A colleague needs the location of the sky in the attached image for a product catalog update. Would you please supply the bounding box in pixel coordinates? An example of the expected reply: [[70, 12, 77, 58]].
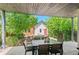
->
[[36, 16, 49, 23]]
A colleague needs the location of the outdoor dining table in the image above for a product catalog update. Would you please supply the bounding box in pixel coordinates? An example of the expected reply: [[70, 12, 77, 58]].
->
[[31, 40, 63, 55]]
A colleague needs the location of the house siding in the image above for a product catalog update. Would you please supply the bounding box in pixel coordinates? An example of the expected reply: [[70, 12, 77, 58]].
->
[[34, 23, 48, 36], [24, 22, 48, 37]]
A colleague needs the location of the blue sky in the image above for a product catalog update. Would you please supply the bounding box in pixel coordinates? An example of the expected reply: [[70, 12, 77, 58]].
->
[[36, 16, 49, 23]]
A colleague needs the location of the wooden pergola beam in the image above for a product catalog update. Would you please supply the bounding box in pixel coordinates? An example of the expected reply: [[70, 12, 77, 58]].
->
[[77, 17, 79, 48], [71, 17, 74, 41], [1, 10, 6, 48]]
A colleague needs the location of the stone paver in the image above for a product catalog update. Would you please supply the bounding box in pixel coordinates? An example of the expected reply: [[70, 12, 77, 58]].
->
[[63, 41, 78, 55], [6, 41, 79, 55], [0, 47, 12, 55]]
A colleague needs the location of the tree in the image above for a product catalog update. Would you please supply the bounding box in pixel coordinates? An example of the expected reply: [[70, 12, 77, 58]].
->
[[5, 12, 37, 46], [46, 16, 72, 41], [6, 12, 37, 38]]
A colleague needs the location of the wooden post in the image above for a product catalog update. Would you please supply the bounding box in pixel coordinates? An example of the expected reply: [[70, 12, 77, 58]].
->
[[77, 17, 79, 48], [1, 10, 6, 48], [71, 17, 74, 41]]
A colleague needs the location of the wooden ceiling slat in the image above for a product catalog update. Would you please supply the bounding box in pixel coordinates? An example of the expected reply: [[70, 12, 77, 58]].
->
[[0, 3, 79, 17]]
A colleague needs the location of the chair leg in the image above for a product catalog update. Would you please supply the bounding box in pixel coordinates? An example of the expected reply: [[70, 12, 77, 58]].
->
[[25, 50, 27, 55], [60, 50, 63, 55], [60, 52, 63, 55], [55, 53, 57, 55], [34, 50, 37, 55], [50, 52, 52, 55]]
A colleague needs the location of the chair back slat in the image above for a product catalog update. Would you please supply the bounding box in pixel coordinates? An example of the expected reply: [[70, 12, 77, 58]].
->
[[23, 43, 26, 49], [50, 44, 62, 49], [38, 44, 49, 55], [49, 44, 63, 55]]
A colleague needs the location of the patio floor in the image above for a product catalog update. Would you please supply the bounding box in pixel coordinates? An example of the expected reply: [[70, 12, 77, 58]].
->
[[6, 41, 78, 55]]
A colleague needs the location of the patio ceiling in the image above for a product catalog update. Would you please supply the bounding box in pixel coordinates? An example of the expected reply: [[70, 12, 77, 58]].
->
[[0, 3, 79, 17]]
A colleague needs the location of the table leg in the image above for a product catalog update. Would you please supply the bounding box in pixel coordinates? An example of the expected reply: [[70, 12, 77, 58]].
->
[[32, 46, 35, 55]]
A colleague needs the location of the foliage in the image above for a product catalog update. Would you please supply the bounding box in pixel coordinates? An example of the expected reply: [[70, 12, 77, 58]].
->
[[5, 12, 37, 46], [46, 16, 76, 41], [6, 36, 18, 46], [74, 17, 78, 31], [0, 12, 38, 46], [6, 12, 37, 36]]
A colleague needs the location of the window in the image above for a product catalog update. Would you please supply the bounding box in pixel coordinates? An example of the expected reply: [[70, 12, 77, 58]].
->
[[40, 29, 42, 33]]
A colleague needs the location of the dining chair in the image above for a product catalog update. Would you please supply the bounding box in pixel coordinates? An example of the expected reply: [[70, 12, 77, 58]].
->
[[77, 48, 79, 55], [38, 44, 49, 55], [23, 42, 32, 55], [49, 44, 63, 55]]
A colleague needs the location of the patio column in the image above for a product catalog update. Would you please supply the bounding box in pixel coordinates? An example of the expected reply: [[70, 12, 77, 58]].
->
[[1, 10, 6, 48], [77, 17, 79, 48], [71, 17, 74, 41]]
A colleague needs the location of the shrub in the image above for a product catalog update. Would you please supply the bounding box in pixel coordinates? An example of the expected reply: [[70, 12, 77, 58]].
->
[[6, 36, 18, 46]]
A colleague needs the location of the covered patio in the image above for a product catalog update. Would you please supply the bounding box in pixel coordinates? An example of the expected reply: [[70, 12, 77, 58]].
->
[[4, 41, 77, 55], [0, 3, 79, 55]]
